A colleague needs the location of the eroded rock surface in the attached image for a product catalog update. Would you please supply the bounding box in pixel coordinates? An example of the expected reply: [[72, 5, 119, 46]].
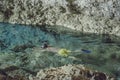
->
[[31, 64, 115, 80], [0, 0, 120, 36]]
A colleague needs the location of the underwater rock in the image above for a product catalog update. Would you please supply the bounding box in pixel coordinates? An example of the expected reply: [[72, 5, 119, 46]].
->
[[0, 74, 27, 80], [31, 64, 115, 80], [0, 66, 32, 80], [0, 40, 7, 50], [0, 69, 13, 80], [11, 44, 35, 52]]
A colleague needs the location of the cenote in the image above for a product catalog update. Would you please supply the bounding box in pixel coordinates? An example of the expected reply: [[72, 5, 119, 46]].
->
[[0, 22, 120, 79]]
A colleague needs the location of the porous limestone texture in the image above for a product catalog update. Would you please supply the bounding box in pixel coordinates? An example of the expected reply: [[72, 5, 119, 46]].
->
[[30, 64, 115, 80], [0, 0, 120, 36]]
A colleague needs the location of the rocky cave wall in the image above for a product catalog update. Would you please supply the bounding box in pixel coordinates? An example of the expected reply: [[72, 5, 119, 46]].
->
[[0, 0, 120, 36]]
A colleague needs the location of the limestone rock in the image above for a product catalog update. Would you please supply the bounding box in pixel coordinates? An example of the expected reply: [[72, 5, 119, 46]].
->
[[0, 0, 120, 37], [31, 64, 115, 80]]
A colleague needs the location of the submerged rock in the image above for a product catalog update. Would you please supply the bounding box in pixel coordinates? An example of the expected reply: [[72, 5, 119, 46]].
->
[[11, 44, 35, 52], [31, 64, 115, 80]]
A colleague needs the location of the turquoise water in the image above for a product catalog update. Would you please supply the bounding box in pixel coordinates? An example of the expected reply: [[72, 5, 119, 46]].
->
[[0, 23, 120, 79]]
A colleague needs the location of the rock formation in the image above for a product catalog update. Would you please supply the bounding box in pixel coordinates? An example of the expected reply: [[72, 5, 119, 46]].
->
[[0, 0, 120, 36], [30, 64, 115, 80], [0, 1, 119, 79]]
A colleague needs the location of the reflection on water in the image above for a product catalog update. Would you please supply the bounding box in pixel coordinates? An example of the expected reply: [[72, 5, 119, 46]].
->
[[0, 23, 120, 79]]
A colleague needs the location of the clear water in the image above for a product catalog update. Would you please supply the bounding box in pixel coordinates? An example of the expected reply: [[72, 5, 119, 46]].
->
[[0, 23, 120, 79]]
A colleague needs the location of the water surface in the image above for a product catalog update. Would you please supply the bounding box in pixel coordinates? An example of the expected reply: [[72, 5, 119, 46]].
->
[[0, 23, 120, 79]]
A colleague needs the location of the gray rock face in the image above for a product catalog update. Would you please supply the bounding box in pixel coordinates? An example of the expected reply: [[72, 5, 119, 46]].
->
[[31, 64, 115, 80], [0, 0, 120, 36]]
